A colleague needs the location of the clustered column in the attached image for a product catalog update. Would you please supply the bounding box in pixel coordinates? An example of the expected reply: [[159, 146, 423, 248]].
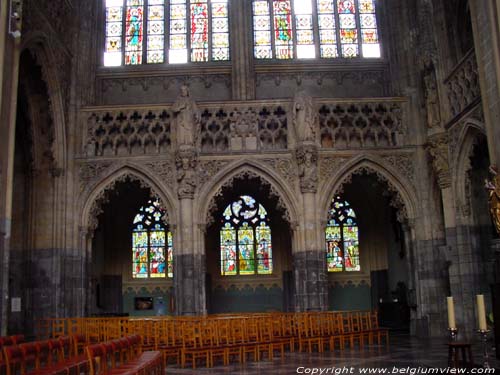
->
[[292, 91, 327, 312], [172, 85, 206, 315]]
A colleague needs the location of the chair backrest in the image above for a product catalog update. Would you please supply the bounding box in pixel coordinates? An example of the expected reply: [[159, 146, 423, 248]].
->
[[11, 336, 24, 345], [59, 336, 72, 358], [3, 345, 24, 375], [36, 340, 52, 368], [48, 338, 65, 363], [86, 344, 107, 375], [19, 342, 37, 370]]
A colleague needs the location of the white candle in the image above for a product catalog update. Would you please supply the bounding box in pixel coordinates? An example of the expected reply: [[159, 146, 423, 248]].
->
[[447, 297, 456, 329], [477, 294, 487, 331]]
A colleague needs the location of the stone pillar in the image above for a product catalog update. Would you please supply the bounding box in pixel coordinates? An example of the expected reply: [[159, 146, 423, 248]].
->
[[173, 149, 206, 315], [230, 0, 255, 100], [293, 144, 327, 312], [0, 0, 22, 335], [469, 1, 500, 170], [427, 133, 480, 336]]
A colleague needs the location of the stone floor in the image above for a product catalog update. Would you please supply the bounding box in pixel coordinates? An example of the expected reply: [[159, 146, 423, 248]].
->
[[166, 334, 500, 374]]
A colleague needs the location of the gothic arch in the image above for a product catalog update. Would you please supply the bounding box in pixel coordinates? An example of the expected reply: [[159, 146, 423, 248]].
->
[[197, 160, 300, 227], [453, 120, 487, 218], [81, 165, 177, 237], [319, 155, 418, 223], [21, 33, 67, 170]]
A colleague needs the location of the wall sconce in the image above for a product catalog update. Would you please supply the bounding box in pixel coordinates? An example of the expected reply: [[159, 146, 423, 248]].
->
[[9, 0, 22, 39]]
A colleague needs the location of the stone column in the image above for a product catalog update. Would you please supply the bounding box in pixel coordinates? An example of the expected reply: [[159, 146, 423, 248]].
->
[[469, 1, 500, 170], [173, 149, 206, 315], [427, 133, 480, 336], [293, 144, 327, 311], [230, 0, 255, 100], [0, 0, 22, 335]]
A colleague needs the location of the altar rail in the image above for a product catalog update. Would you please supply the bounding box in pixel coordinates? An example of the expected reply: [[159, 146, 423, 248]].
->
[[81, 98, 407, 157]]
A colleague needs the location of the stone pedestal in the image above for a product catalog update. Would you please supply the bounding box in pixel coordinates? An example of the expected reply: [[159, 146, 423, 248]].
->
[[293, 250, 328, 312]]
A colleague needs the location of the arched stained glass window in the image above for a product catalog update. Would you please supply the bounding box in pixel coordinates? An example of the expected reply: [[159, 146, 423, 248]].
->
[[104, 0, 230, 66], [326, 196, 360, 272], [132, 199, 173, 278], [252, 0, 380, 60], [220, 195, 273, 275]]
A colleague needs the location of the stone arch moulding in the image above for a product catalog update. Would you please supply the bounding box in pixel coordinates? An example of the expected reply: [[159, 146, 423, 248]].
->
[[80, 164, 178, 238], [453, 120, 487, 219], [319, 155, 418, 223], [197, 160, 300, 228], [21, 32, 67, 170]]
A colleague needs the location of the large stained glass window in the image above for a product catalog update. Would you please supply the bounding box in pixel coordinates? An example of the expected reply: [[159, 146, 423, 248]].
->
[[252, 0, 380, 59], [132, 199, 173, 278], [326, 196, 360, 272], [103, 0, 230, 66], [220, 195, 273, 276]]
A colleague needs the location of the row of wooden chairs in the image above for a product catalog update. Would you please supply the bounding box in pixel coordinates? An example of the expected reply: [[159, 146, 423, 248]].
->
[[2, 335, 88, 375], [295, 311, 389, 353], [34, 311, 389, 369], [86, 335, 163, 375]]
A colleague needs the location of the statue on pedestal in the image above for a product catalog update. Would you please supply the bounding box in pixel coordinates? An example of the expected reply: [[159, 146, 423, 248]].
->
[[172, 85, 200, 148], [422, 55, 442, 129], [293, 91, 317, 143]]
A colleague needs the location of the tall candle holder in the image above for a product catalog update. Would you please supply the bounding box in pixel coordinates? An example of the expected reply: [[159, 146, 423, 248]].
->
[[477, 329, 491, 369], [447, 327, 458, 342]]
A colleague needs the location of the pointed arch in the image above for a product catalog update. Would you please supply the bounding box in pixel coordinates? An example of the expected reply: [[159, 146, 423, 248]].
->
[[21, 33, 68, 170], [197, 159, 300, 227], [80, 164, 178, 236], [319, 154, 418, 222]]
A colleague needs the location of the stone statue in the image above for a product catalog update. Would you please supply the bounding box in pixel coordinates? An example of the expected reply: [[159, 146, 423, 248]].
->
[[485, 165, 500, 236], [296, 145, 318, 193], [172, 85, 200, 148], [175, 150, 197, 199], [293, 91, 317, 143], [422, 56, 441, 128]]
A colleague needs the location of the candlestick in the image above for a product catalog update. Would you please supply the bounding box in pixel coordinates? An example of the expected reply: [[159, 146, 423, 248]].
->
[[477, 329, 491, 369], [447, 327, 458, 342], [477, 294, 487, 331], [447, 296, 456, 329]]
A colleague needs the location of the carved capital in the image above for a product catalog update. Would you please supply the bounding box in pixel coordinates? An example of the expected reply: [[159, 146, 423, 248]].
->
[[426, 133, 451, 189], [295, 144, 318, 193]]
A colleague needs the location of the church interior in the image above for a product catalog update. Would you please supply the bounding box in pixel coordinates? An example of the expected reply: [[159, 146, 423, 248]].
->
[[1, 0, 500, 372]]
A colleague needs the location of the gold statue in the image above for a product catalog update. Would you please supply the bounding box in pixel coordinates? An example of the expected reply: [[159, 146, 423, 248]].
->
[[485, 165, 500, 236]]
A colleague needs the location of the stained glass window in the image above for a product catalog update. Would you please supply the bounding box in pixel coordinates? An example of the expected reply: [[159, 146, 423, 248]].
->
[[103, 0, 230, 66], [326, 196, 360, 272], [252, 0, 381, 59], [132, 199, 173, 278], [220, 195, 273, 276]]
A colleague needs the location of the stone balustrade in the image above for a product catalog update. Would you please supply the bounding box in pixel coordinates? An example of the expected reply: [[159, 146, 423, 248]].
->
[[82, 98, 407, 157], [444, 49, 480, 121]]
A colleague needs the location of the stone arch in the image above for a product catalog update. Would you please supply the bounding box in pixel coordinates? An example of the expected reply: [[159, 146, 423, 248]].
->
[[319, 155, 418, 223], [21, 33, 67, 170], [197, 160, 300, 227], [81, 165, 177, 237], [453, 120, 487, 219]]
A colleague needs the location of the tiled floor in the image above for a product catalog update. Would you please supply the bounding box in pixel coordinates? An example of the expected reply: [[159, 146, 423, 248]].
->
[[165, 334, 500, 374]]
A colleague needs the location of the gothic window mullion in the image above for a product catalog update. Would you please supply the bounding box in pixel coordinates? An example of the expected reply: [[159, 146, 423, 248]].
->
[[332, 0, 342, 58], [289, 0, 297, 59], [253, 226, 257, 274], [354, 0, 362, 57], [269, 1, 277, 59], [122, 0, 127, 65], [311, 0, 321, 59], [143, 0, 148, 64], [207, 0, 212, 61], [165, 0, 170, 64]]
